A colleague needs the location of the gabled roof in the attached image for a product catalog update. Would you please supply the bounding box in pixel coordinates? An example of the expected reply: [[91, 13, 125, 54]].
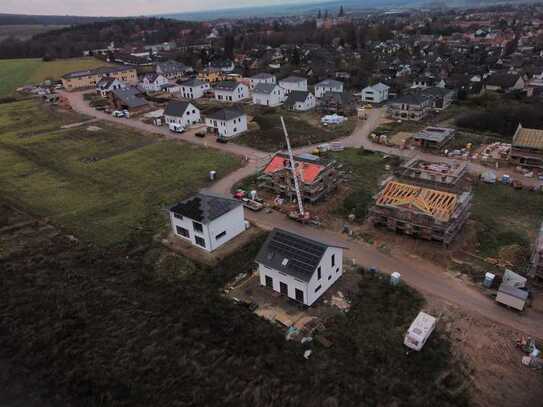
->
[[284, 90, 312, 106], [315, 79, 343, 88], [255, 228, 341, 282], [485, 73, 521, 88], [214, 80, 242, 91], [280, 75, 307, 83], [389, 94, 430, 105], [512, 124, 543, 150], [111, 87, 147, 108], [96, 77, 117, 89], [180, 78, 205, 87], [365, 82, 389, 92], [156, 60, 190, 74], [253, 83, 279, 95], [206, 107, 245, 121], [170, 192, 241, 224], [263, 153, 327, 184], [251, 73, 274, 80], [164, 101, 194, 117]]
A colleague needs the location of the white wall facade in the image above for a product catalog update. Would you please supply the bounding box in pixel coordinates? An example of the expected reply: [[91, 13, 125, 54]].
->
[[258, 246, 343, 306], [164, 103, 200, 128], [291, 93, 316, 111], [279, 79, 308, 93], [169, 204, 245, 252], [205, 114, 248, 139], [315, 84, 343, 98], [181, 83, 210, 99], [361, 85, 389, 103], [252, 85, 286, 107], [214, 84, 249, 102], [249, 75, 276, 89], [141, 75, 169, 92]]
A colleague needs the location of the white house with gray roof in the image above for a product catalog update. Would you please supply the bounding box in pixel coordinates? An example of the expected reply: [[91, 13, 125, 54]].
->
[[284, 90, 316, 112], [179, 78, 210, 100], [214, 81, 249, 102], [361, 82, 390, 103], [170, 192, 245, 252], [255, 228, 344, 306], [252, 83, 286, 107], [164, 101, 200, 128], [314, 79, 344, 98], [279, 76, 308, 93], [204, 107, 247, 139], [249, 73, 276, 89]]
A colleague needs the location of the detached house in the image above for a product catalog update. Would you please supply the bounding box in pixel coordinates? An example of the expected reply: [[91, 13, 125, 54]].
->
[[164, 101, 200, 128], [285, 91, 316, 112], [387, 94, 432, 121], [249, 73, 276, 89], [205, 107, 247, 139], [314, 79, 343, 98], [179, 78, 210, 100], [509, 124, 543, 169], [361, 82, 390, 103], [169, 192, 245, 252], [279, 76, 308, 93], [155, 60, 192, 80], [111, 87, 147, 113], [421, 87, 455, 110], [252, 83, 286, 107], [484, 73, 526, 93], [255, 228, 344, 306], [140, 73, 169, 92], [214, 81, 249, 102], [96, 77, 126, 97]]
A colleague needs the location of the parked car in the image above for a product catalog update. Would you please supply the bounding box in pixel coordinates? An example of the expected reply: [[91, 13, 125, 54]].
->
[[195, 131, 206, 138], [112, 110, 129, 118], [168, 123, 184, 133], [216, 137, 228, 144]]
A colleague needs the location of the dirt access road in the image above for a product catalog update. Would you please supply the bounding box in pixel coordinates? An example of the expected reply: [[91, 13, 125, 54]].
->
[[62, 91, 543, 339]]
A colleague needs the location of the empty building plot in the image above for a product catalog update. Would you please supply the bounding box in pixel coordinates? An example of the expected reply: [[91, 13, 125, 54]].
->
[[369, 180, 472, 245]]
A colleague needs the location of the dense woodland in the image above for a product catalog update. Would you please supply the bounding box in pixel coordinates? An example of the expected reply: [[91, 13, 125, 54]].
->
[[0, 18, 201, 59]]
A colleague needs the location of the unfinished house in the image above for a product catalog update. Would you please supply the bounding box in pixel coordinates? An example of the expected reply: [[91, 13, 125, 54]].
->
[[369, 180, 472, 245], [509, 124, 543, 169], [413, 127, 455, 150], [530, 222, 543, 279], [259, 153, 338, 203], [395, 157, 468, 192]]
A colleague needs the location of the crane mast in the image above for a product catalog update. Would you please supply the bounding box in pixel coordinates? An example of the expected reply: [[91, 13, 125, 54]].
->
[[280, 116, 305, 217]]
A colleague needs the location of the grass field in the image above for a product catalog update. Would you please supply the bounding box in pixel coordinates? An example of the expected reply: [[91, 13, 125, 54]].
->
[[470, 183, 543, 264], [0, 99, 240, 246], [0, 57, 112, 98], [235, 110, 355, 152]]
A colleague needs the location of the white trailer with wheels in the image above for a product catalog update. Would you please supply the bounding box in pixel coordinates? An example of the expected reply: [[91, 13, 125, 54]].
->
[[404, 311, 436, 351], [168, 123, 184, 133]]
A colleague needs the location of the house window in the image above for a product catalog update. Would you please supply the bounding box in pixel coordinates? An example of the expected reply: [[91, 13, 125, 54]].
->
[[195, 236, 206, 248], [331, 254, 335, 267], [173, 213, 183, 220], [317, 266, 322, 280], [265, 275, 273, 288], [216, 231, 226, 240], [295, 288, 304, 303], [315, 285, 321, 293], [336, 267, 340, 273], [193, 221, 203, 233], [280, 282, 288, 295], [328, 275, 332, 280], [175, 226, 189, 238]]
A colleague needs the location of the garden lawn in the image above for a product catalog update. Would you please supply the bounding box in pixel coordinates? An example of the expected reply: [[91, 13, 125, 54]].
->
[[0, 99, 240, 245]]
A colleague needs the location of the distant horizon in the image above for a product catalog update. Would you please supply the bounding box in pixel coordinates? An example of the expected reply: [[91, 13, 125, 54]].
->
[[0, 0, 336, 18]]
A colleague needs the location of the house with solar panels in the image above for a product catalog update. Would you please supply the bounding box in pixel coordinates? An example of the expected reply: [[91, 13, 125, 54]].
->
[[169, 192, 246, 252], [255, 228, 344, 306]]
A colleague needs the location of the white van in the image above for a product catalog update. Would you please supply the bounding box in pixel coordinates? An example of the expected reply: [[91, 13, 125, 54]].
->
[[404, 311, 436, 351], [168, 123, 184, 133]]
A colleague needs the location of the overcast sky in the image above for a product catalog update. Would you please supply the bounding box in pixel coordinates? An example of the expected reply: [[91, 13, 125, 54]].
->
[[2, 0, 322, 17]]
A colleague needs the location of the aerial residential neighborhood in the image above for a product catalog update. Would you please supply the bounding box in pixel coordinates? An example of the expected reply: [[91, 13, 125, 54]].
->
[[1, 1, 543, 406]]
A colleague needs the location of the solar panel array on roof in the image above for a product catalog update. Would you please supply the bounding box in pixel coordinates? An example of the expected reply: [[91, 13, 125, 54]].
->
[[170, 192, 241, 224], [255, 229, 329, 281]]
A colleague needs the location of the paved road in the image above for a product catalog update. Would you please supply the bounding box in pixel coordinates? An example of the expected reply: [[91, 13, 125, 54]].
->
[[63, 91, 543, 338]]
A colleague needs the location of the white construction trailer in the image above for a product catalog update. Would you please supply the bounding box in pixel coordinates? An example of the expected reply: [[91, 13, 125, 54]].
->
[[404, 311, 436, 351], [496, 284, 528, 311]]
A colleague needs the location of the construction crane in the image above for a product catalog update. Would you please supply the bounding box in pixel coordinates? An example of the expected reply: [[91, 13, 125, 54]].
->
[[280, 116, 305, 217]]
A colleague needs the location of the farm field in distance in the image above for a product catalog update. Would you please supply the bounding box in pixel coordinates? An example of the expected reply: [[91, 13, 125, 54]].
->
[[0, 57, 112, 98], [0, 99, 240, 246]]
